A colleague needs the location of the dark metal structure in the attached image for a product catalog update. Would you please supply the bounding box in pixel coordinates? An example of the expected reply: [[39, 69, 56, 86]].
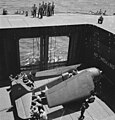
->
[[0, 15, 115, 87]]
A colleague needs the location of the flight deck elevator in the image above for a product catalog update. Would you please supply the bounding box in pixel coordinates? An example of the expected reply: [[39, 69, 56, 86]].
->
[[0, 24, 115, 87]]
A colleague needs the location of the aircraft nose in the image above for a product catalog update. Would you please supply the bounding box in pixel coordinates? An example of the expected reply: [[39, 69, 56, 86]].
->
[[88, 68, 102, 77], [88, 68, 102, 84]]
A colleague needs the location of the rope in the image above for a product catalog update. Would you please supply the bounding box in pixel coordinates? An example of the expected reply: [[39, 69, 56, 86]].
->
[[33, 38, 34, 59], [54, 37, 56, 62], [50, 37, 53, 63]]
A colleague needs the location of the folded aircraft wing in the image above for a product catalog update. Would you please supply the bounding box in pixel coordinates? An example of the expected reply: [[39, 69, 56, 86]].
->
[[35, 64, 81, 79], [45, 70, 95, 107], [11, 79, 33, 119], [15, 92, 32, 119]]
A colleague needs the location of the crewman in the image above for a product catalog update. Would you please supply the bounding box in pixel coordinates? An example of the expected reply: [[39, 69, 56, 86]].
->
[[78, 91, 95, 120], [7, 74, 15, 91], [28, 71, 35, 83], [40, 109, 48, 120], [44, 3, 48, 16], [98, 15, 104, 24], [47, 2, 52, 16], [72, 69, 78, 75], [23, 74, 34, 89], [15, 10, 19, 14], [32, 4, 37, 17], [99, 9, 102, 15], [42, 1, 45, 16], [69, 73, 73, 78], [103, 10, 107, 15], [25, 11, 28, 16], [32, 94, 42, 103], [9, 74, 15, 82], [38, 3, 44, 19], [78, 100, 89, 120], [51, 2, 55, 15], [2, 9, 7, 15], [30, 102, 40, 119], [87, 91, 96, 105], [62, 72, 69, 81]]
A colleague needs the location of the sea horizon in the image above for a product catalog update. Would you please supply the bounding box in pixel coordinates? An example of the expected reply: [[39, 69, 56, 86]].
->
[[0, 0, 115, 15]]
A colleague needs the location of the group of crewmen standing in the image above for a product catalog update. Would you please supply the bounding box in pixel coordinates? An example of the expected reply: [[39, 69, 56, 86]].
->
[[32, 1, 55, 19], [30, 94, 47, 120]]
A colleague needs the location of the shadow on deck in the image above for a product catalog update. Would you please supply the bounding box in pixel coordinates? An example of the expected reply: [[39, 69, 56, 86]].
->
[[97, 76, 115, 113]]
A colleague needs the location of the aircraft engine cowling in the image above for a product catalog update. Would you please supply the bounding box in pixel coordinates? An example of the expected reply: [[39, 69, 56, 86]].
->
[[86, 67, 102, 77]]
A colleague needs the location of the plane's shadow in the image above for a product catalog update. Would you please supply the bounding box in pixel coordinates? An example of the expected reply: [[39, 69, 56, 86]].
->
[[47, 100, 83, 120], [7, 84, 32, 120], [8, 91, 23, 120]]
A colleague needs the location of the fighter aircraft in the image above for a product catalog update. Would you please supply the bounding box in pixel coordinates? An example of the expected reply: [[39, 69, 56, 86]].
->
[[9, 64, 102, 119]]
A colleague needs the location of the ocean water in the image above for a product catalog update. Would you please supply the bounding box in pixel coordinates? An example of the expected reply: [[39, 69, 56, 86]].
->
[[0, 0, 115, 15], [0, 0, 115, 66]]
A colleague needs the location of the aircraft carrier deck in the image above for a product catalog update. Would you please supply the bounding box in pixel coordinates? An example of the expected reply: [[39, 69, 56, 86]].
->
[[0, 13, 115, 34], [0, 13, 115, 119], [0, 77, 115, 120]]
